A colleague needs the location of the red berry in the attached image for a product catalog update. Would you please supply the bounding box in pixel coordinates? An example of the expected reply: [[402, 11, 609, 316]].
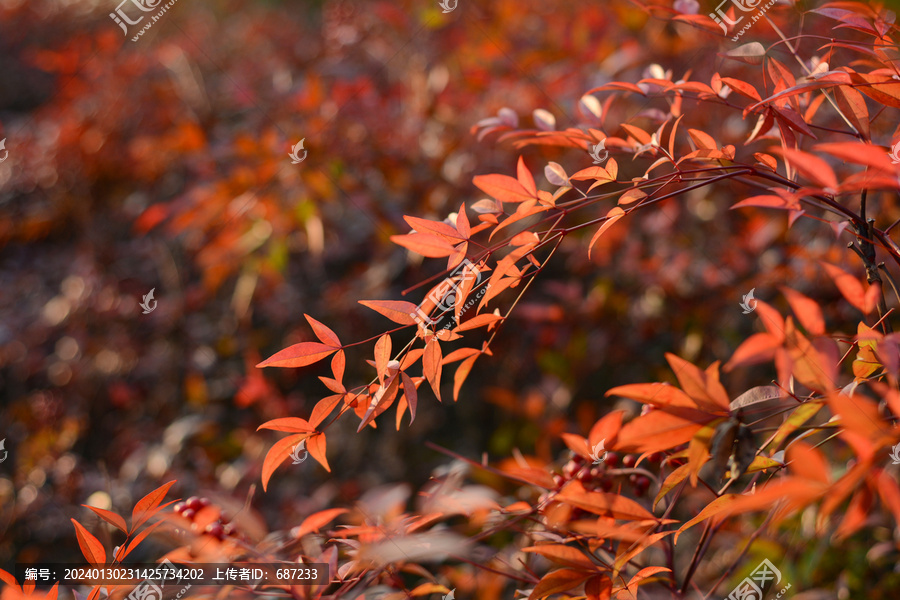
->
[[571, 453, 585, 465], [578, 468, 593, 483], [198, 497, 210, 508], [649, 452, 664, 464], [186, 496, 202, 511], [590, 466, 602, 478], [622, 455, 636, 468], [205, 523, 224, 539], [173, 502, 186, 514], [562, 461, 579, 479], [600, 479, 613, 492], [553, 474, 565, 488], [181, 508, 196, 520], [604, 453, 619, 468]]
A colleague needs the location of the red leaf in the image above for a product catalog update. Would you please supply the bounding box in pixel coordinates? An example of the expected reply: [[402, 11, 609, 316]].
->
[[261, 433, 309, 491], [131, 480, 176, 532], [307, 433, 330, 472], [781, 287, 825, 335], [453, 354, 479, 402], [121, 519, 165, 560], [516, 156, 537, 197], [359, 300, 420, 325], [258, 342, 338, 368], [821, 262, 867, 312], [455, 313, 503, 332], [588, 207, 625, 259], [294, 508, 348, 539], [71, 519, 107, 564], [82, 506, 128, 534], [724, 333, 781, 371], [401, 372, 418, 424], [719, 77, 761, 101], [775, 148, 838, 189], [391, 232, 458, 257], [258, 417, 315, 433], [305, 314, 341, 347], [424, 337, 443, 402], [374, 334, 391, 384], [403, 215, 465, 241], [473, 173, 535, 204]]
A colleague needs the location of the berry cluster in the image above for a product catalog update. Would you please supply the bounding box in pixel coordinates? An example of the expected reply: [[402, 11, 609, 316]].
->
[[553, 452, 663, 497], [172, 496, 235, 540]]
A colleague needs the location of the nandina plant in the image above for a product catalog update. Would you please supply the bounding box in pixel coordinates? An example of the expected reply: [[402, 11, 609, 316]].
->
[[10, 1, 900, 599]]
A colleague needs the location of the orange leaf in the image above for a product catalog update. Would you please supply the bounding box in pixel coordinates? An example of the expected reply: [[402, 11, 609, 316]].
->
[[522, 545, 596, 570], [585, 575, 613, 600], [719, 77, 761, 101], [258, 342, 338, 368], [606, 383, 696, 409], [724, 333, 781, 371], [424, 337, 443, 402], [785, 441, 830, 484], [557, 481, 655, 520], [653, 463, 690, 511], [588, 410, 624, 449], [71, 519, 107, 564], [374, 334, 391, 384], [517, 156, 537, 197], [455, 313, 502, 332], [776, 148, 838, 189], [674, 494, 739, 544], [529, 569, 592, 599], [615, 408, 712, 453], [258, 417, 315, 433], [82, 506, 128, 534], [261, 433, 309, 491], [359, 300, 420, 325], [121, 519, 165, 561], [588, 207, 625, 259], [780, 287, 825, 335], [569, 166, 615, 182], [403, 215, 465, 241], [391, 232, 458, 257], [401, 372, 419, 424], [310, 393, 344, 429], [453, 354, 479, 402], [688, 128, 717, 150], [131, 480, 176, 532], [305, 314, 341, 347], [307, 433, 330, 472], [821, 262, 868, 312], [473, 173, 535, 204], [294, 508, 348, 538], [665, 354, 730, 412]]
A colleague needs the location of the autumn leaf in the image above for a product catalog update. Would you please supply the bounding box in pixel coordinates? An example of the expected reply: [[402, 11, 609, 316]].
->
[[359, 300, 420, 325], [258, 341, 338, 368], [71, 519, 107, 564], [131, 480, 176, 532], [82, 506, 128, 534]]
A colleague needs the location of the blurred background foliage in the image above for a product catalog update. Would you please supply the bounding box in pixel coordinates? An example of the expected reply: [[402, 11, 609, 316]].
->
[[0, 0, 874, 583]]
